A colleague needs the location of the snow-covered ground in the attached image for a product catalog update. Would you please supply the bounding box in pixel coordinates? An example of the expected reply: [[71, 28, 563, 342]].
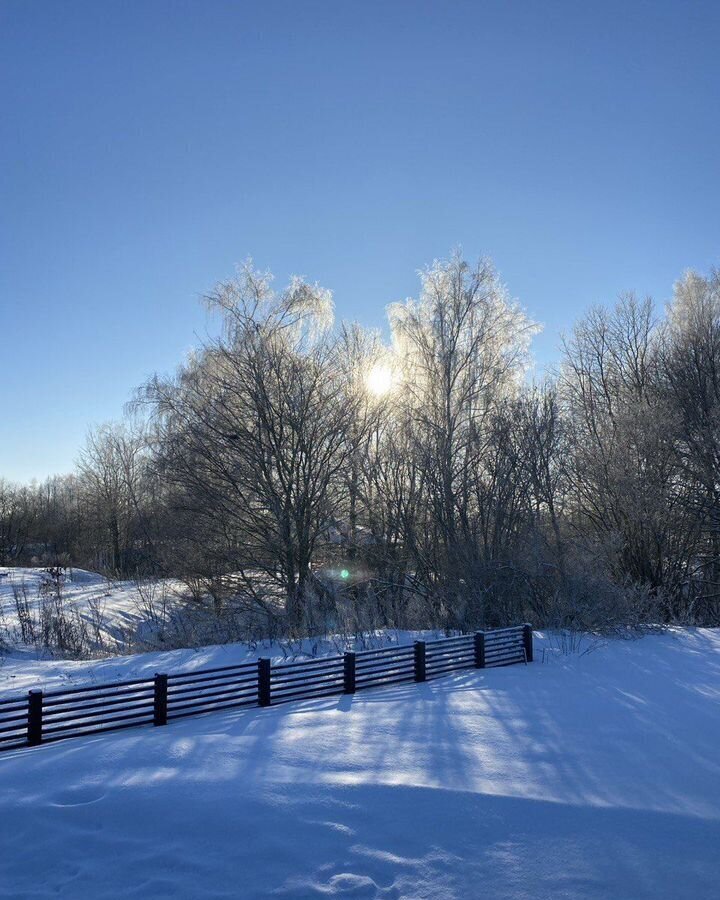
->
[[1, 628, 718, 898], [0, 566, 453, 697], [0, 567, 442, 676], [0, 566, 190, 651]]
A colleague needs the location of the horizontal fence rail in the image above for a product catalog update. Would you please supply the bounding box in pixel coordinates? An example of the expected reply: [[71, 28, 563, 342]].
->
[[0, 624, 532, 754]]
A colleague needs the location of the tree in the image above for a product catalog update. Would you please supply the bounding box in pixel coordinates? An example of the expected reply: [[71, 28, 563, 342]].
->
[[386, 253, 539, 627], [662, 269, 720, 620], [559, 295, 696, 616], [77, 423, 154, 575], [0, 480, 37, 563], [141, 263, 367, 631]]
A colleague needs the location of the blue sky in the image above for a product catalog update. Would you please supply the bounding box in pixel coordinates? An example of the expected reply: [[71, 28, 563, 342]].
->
[[1, 0, 719, 482]]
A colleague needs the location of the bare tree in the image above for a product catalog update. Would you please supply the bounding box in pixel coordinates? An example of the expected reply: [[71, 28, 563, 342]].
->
[[0, 481, 37, 563], [6, 254, 720, 641], [77, 423, 153, 575], [661, 269, 720, 620], [385, 253, 539, 628], [141, 263, 368, 632], [559, 294, 697, 615]]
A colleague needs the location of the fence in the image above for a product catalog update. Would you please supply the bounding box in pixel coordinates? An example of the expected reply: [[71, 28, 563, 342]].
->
[[0, 624, 532, 753]]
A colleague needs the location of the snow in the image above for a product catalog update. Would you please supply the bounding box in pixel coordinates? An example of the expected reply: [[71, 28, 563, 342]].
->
[[0, 566, 184, 651], [0, 567, 454, 698], [0, 567, 447, 695], [1, 628, 719, 898]]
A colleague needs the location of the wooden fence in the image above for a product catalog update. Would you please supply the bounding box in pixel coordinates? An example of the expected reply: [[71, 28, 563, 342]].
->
[[0, 624, 532, 753]]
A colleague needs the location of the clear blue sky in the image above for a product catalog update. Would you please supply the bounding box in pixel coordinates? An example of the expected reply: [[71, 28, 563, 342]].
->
[[1, 0, 719, 482]]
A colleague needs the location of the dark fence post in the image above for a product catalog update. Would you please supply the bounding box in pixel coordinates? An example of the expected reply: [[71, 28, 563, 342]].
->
[[153, 673, 168, 726], [258, 658, 271, 707], [523, 624, 534, 663], [28, 690, 43, 746], [414, 641, 426, 682], [474, 631, 486, 668], [343, 651, 356, 694]]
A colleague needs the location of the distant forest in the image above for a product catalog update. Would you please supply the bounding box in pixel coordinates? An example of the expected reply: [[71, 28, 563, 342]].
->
[[3, 254, 720, 634]]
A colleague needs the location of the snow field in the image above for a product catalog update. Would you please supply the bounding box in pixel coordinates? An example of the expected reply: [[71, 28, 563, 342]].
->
[[0, 628, 718, 898]]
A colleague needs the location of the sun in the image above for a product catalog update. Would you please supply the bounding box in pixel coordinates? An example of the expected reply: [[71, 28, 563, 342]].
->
[[366, 364, 394, 397]]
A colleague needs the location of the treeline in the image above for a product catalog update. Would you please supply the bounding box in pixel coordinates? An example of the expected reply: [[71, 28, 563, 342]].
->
[[2, 255, 720, 634]]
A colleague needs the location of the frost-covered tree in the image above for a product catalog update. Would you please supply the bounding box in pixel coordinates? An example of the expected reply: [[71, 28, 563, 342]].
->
[[558, 294, 700, 618], [661, 269, 720, 620], [384, 254, 539, 627], [6, 254, 720, 634], [141, 263, 367, 631]]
